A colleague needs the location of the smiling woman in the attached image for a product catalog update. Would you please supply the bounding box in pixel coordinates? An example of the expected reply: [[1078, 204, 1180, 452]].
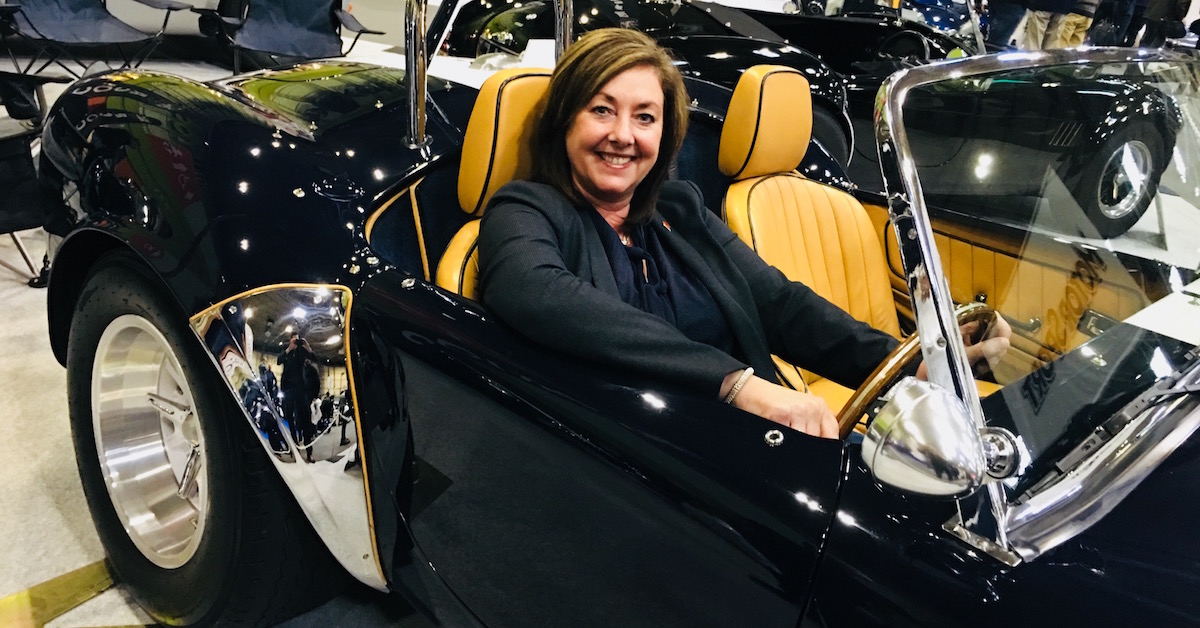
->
[[564, 64, 664, 225], [476, 27, 905, 439]]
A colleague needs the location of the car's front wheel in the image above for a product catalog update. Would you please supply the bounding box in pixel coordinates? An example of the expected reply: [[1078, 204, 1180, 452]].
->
[[67, 251, 341, 626]]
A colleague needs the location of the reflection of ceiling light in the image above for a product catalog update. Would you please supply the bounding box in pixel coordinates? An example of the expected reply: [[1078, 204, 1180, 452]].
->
[[314, 288, 330, 304], [640, 392, 666, 410], [707, 51, 731, 60], [237, 181, 249, 194], [292, 307, 307, 319], [239, 239, 249, 251], [974, 153, 993, 180], [373, 169, 385, 180], [284, 324, 294, 333], [249, 147, 261, 157], [245, 308, 254, 319], [324, 334, 343, 346]]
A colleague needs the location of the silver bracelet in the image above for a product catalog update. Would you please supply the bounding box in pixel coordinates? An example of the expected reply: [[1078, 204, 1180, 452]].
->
[[723, 367, 754, 404]]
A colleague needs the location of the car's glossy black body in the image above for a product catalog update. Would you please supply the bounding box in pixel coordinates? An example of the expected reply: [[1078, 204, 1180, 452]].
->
[[42, 65, 474, 341], [38, 52, 1200, 626]]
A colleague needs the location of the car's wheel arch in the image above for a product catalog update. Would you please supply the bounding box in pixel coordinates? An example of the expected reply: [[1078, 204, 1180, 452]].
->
[[48, 229, 173, 366]]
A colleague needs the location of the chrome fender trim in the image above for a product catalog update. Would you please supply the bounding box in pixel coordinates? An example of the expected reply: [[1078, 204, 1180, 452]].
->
[[190, 284, 385, 590]]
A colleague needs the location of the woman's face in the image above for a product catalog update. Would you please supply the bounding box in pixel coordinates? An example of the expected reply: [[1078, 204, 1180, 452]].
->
[[565, 64, 664, 213]]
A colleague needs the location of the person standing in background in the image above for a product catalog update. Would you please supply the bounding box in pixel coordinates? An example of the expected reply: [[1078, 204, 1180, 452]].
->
[[986, 0, 1030, 46], [1023, 0, 1078, 48], [1139, 0, 1188, 45], [1050, 0, 1101, 45], [277, 333, 315, 451], [1122, 0, 1151, 44]]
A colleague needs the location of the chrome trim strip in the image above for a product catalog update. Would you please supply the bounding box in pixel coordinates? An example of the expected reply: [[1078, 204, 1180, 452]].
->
[[189, 285, 386, 590], [556, 0, 572, 58], [406, 0, 429, 150], [1006, 363, 1200, 560], [875, 47, 1197, 558], [943, 513, 1022, 566]]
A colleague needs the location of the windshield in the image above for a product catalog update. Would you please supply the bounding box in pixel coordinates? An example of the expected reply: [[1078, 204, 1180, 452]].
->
[[886, 51, 1200, 498]]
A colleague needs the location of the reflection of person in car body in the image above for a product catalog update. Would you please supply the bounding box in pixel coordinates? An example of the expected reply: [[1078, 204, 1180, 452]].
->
[[477, 28, 1009, 439], [278, 333, 315, 448]]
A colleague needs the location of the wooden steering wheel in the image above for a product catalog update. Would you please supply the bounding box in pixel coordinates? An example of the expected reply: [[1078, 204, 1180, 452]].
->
[[837, 303, 996, 439]]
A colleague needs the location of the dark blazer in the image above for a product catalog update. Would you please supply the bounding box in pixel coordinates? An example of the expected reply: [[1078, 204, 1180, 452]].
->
[[477, 180, 898, 397]]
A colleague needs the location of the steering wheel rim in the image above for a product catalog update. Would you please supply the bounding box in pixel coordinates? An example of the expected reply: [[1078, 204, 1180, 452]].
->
[[873, 30, 932, 63], [837, 302, 996, 439]]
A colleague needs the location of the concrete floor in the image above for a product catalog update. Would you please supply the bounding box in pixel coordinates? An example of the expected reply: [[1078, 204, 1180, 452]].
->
[[0, 3, 437, 625]]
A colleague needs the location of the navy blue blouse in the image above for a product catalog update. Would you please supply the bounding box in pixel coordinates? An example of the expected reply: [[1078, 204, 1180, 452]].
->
[[586, 208, 735, 355]]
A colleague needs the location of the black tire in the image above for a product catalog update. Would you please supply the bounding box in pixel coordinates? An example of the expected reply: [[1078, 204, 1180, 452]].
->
[[1072, 123, 1164, 238], [811, 106, 852, 172], [67, 251, 344, 626]]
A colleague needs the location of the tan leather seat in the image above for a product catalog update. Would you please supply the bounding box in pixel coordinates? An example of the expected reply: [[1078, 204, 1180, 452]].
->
[[435, 67, 551, 298], [718, 65, 901, 411]]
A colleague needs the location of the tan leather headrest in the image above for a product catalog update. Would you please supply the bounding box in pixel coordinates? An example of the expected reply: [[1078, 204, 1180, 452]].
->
[[718, 65, 813, 181], [458, 67, 551, 216]]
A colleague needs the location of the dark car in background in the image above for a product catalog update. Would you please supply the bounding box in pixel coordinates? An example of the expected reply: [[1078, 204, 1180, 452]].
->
[[428, 0, 989, 189], [427, 0, 859, 168]]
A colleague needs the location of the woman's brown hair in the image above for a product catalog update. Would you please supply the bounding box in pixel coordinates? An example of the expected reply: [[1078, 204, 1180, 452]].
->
[[532, 28, 689, 224]]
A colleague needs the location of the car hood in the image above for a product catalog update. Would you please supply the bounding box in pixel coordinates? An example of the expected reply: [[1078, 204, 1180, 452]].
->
[[214, 62, 413, 142], [1005, 418, 1200, 621]]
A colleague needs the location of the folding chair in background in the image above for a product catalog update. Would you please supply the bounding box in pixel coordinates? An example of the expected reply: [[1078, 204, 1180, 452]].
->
[[0, 0, 190, 77], [193, 0, 384, 73], [0, 70, 70, 286]]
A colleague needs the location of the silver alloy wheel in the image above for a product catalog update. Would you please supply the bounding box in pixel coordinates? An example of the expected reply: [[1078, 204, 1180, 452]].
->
[[92, 314, 208, 569], [1097, 139, 1153, 220]]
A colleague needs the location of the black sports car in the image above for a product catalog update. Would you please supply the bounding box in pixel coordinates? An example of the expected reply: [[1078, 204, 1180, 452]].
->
[[35, 1, 1200, 623]]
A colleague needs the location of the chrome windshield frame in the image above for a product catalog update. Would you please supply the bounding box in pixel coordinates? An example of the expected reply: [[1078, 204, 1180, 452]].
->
[[874, 46, 1199, 559]]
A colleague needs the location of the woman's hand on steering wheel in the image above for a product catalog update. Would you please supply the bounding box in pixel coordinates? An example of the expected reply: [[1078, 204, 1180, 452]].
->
[[731, 376, 840, 439], [915, 313, 1012, 380], [963, 314, 1012, 373]]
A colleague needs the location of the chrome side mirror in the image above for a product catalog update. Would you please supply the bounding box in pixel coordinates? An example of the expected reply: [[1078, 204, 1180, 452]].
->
[[862, 377, 986, 498]]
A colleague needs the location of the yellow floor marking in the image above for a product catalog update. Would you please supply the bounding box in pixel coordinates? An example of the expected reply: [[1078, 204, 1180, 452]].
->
[[0, 560, 114, 627]]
